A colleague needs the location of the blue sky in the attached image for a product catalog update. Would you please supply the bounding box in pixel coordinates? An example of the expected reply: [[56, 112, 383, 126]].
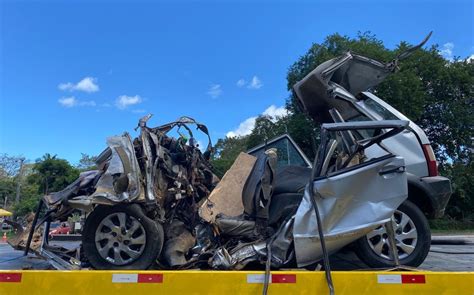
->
[[1, 0, 473, 164]]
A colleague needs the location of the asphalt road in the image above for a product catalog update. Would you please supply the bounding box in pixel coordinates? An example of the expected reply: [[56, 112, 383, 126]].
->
[[0, 236, 473, 271]]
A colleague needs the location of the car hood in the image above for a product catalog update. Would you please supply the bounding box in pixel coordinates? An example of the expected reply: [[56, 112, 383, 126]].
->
[[293, 33, 432, 123]]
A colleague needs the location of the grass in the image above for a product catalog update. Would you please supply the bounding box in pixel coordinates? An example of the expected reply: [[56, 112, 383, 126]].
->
[[429, 218, 474, 233], [431, 229, 474, 235]]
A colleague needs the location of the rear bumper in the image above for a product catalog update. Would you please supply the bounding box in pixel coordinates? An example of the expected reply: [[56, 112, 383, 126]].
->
[[419, 176, 452, 218]]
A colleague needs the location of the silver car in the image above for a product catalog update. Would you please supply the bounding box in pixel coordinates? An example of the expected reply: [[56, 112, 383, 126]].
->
[[250, 36, 452, 267]]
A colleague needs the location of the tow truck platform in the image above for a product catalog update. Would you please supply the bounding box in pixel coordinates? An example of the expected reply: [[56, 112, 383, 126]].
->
[[0, 269, 473, 294]]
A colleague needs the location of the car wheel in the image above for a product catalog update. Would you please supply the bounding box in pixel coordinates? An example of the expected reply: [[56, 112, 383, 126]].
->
[[355, 200, 431, 268], [82, 204, 164, 270]]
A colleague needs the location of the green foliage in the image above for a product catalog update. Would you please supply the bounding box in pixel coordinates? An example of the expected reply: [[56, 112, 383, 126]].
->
[[28, 153, 79, 194], [246, 115, 285, 149], [440, 160, 474, 220], [211, 136, 249, 178], [0, 154, 35, 211], [0, 154, 24, 178], [77, 153, 98, 171], [0, 153, 79, 217], [12, 194, 41, 217], [68, 212, 81, 223], [429, 218, 474, 231], [0, 178, 15, 207], [1, 176, 39, 214]]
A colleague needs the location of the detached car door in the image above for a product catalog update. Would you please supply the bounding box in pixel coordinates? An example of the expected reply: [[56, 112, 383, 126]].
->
[[293, 120, 409, 267]]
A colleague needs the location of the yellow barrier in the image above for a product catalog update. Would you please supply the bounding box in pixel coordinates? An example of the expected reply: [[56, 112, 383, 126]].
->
[[0, 270, 473, 294]]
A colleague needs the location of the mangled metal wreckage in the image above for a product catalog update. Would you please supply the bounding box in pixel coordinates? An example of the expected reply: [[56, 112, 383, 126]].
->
[[16, 116, 409, 271], [14, 35, 436, 271]]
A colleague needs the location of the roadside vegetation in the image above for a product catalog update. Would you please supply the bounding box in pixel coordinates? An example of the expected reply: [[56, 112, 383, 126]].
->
[[1, 32, 472, 229]]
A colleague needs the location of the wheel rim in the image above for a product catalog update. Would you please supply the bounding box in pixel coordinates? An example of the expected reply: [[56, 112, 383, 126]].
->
[[366, 210, 418, 260], [95, 212, 146, 265]]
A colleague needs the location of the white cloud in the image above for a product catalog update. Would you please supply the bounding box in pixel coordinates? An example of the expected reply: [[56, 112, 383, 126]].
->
[[58, 83, 74, 91], [439, 42, 454, 61], [236, 79, 246, 87], [58, 97, 77, 108], [226, 117, 256, 138], [58, 77, 99, 93], [226, 105, 288, 138], [263, 105, 288, 120], [207, 84, 222, 98], [58, 96, 96, 108], [466, 54, 474, 63], [247, 76, 263, 89], [116, 95, 142, 109]]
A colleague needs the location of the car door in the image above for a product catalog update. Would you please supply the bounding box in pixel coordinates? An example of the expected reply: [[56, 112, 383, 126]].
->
[[292, 120, 409, 267]]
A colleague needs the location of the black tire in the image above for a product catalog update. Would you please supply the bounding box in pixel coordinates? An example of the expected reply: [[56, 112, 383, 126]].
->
[[82, 203, 164, 270], [354, 200, 431, 268]]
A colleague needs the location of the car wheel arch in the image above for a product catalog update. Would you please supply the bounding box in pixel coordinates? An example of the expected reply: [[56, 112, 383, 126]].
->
[[407, 176, 435, 219]]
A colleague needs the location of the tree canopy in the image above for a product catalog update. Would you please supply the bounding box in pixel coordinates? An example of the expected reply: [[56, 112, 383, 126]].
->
[[28, 153, 79, 194]]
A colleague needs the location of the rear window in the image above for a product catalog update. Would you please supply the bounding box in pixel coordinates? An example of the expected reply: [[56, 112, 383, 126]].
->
[[345, 98, 399, 140], [248, 136, 309, 168], [363, 98, 399, 120]]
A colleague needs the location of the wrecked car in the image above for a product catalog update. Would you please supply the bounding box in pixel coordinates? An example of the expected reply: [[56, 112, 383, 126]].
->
[[14, 33, 448, 273], [248, 32, 451, 268], [21, 116, 217, 270], [17, 116, 411, 272]]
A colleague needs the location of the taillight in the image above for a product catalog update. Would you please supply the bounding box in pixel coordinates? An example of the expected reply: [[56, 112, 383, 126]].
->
[[422, 144, 438, 176]]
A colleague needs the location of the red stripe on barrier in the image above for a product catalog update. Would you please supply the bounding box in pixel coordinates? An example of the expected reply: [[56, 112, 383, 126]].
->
[[271, 274, 296, 284], [401, 274, 426, 284], [137, 274, 163, 283], [0, 273, 22, 283]]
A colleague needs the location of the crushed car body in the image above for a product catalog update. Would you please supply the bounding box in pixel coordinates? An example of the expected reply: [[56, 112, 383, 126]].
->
[[14, 117, 410, 271], [12, 33, 442, 272]]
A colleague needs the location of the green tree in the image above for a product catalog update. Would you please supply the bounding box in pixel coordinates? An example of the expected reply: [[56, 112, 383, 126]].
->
[[440, 160, 474, 220], [211, 136, 249, 178], [77, 153, 98, 171], [0, 153, 24, 178], [28, 153, 79, 194], [0, 178, 15, 208]]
